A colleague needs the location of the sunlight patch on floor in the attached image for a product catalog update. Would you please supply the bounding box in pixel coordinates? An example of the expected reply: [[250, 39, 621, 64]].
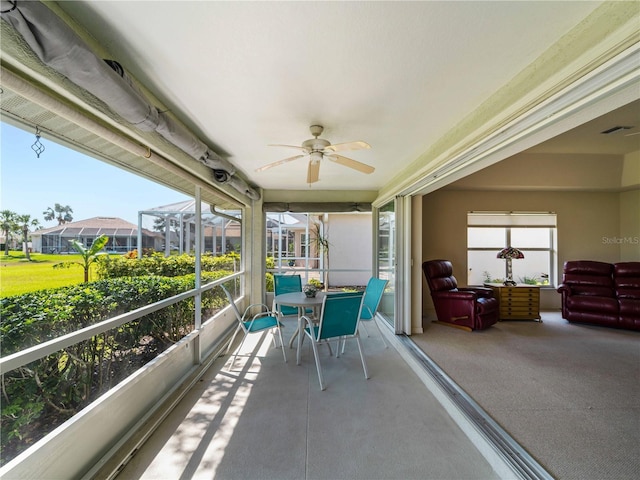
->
[[135, 333, 273, 479]]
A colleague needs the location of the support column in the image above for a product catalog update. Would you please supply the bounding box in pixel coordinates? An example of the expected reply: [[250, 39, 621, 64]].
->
[[411, 195, 424, 334], [194, 187, 202, 364], [247, 192, 265, 305]]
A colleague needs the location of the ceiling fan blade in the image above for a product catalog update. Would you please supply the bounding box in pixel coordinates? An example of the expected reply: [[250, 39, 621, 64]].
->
[[307, 160, 320, 184], [268, 144, 309, 152], [323, 141, 371, 153], [255, 154, 305, 172], [327, 154, 375, 174]]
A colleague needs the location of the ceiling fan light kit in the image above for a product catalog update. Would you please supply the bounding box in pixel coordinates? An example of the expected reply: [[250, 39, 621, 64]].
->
[[309, 151, 323, 163], [257, 125, 374, 184]]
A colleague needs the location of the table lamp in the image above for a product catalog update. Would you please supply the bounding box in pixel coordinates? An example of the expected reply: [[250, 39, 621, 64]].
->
[[497, 247, 524, 286]]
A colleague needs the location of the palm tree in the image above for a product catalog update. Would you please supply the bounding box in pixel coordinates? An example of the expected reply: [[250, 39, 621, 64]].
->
[[16, 214, 40, 261], [1, 210, 17, 256], [312, 219, 330, 291], [56, 234, 109, 282], [43, 203, 74, 225]]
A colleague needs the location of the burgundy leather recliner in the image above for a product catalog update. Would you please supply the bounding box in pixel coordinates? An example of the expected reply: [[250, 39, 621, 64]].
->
[[615, 262, 640, 330], [557, 261, 618, 326], [557, 260, 640, 331], [422, 260, 499, 331]]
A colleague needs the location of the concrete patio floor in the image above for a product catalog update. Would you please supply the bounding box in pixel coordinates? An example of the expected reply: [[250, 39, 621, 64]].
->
[[114, 316, 504, 480]]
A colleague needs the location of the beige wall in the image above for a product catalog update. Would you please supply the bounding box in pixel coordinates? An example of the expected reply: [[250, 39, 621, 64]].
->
[[328, 213, 373, 287], [620, 151, 640, 261], [449, 153, 625, 190], [620, 189, 640, 261], [621, 150, 640, 188]]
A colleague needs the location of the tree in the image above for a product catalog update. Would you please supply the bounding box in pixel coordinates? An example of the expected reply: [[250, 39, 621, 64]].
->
[[1, 210, 17, 256], [43, 203, 73, 225], [15, 214, 40, 261], [312, 218, 331, 291], [54, 234, 109, 282]]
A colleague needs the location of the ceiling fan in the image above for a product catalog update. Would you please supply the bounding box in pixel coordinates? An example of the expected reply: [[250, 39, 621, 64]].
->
[[256, 125, 374, 184]]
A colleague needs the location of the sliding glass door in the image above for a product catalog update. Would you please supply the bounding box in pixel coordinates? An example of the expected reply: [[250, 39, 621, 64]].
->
[[375, 201, 395, 327]]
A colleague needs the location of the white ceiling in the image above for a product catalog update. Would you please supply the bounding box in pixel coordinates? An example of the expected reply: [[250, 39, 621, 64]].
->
[[51, 0, 624, 194]]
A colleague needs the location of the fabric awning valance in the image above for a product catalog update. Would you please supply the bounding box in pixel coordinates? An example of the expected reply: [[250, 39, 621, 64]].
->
[[263, 202, 372, 213]]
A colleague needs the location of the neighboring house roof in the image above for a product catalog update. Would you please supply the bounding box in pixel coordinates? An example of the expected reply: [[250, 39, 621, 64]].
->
[[31, 217, 159, 237]]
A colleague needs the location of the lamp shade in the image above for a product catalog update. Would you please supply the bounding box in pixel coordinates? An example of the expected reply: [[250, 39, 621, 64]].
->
[[497, 247, 524, 259]]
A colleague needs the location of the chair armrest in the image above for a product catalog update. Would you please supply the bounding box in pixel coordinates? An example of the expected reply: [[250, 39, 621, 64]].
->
[[459, 287, 493, 298], [242, 303, 271, 321], [300, 314, 317, 339], [557, 284, 572, 295], [435, 291, 476, 300]]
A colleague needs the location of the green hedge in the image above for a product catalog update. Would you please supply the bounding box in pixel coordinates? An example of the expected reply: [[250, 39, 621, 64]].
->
[[0, 252, 264, 464], [0, 271, 233, 464], [97, 252, 240, 278]]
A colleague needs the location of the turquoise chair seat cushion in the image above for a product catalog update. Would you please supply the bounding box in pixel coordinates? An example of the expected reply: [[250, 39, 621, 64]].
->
[[280, 305, 314, 316], [243, 315, 280, 333], [280, 305, 298, 316]]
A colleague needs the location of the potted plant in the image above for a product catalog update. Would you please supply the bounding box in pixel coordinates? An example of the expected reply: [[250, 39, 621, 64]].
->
[[302, 283, 318, 298]]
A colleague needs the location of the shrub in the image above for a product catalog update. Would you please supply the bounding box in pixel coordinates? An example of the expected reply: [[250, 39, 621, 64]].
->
[[0, 271, 231, 464], [97, 252, 240, 279], [265, 256, 276, 292], [1, 250, 270, 464]]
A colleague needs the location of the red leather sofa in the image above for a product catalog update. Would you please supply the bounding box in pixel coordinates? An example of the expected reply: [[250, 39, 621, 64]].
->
[[557, 260, 640, 331], [422, 260, 499, 331]]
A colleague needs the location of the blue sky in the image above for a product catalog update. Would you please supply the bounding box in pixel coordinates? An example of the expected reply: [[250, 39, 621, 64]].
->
[[1, 122, 191, 227]]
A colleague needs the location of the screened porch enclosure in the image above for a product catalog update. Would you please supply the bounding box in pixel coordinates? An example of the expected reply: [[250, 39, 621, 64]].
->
[[31, 218, 161, 254], [139, 201, 241, 257]]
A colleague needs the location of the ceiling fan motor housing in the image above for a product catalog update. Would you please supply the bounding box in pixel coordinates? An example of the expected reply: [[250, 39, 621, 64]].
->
[[309, 125, 324, 137], [302, 137, 330, 152]]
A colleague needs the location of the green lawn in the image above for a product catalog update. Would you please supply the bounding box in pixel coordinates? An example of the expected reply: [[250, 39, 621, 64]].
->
[[0, 252, 101, 297]]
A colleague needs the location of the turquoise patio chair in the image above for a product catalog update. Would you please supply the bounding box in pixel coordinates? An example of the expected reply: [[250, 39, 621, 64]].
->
[[340, 277, 389, 353], [297, 291, 369, 390], [273, 274, 305, 317], [222, 284, 286, 364], [273, 274, 316, 346], [358, 277, 389, 347]]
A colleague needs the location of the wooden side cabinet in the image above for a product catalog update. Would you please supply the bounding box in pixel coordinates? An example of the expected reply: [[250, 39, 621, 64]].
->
[[484, 283, 542, 322]]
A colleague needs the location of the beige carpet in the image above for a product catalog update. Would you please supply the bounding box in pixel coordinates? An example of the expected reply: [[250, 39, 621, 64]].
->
[[411, 311, 640, 480]]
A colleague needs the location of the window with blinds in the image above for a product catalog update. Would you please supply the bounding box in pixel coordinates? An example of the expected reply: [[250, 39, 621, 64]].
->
[[467, 212, 557, 286]]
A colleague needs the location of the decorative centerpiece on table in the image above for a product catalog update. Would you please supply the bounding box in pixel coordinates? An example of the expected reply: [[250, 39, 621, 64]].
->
[[303, 283, 318, 298]]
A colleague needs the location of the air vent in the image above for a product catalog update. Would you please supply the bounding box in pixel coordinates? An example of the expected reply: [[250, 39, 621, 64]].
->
[[601, 126, 634, 134]]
